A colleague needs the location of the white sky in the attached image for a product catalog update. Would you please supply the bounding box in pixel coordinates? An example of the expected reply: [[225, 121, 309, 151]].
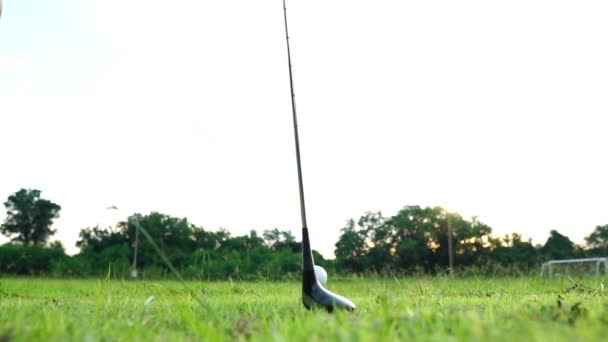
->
[[1, 0, 607, 257]]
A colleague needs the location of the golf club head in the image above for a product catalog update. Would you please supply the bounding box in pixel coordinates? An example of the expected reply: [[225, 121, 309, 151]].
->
[[302, 228, 356, 312], [302, 277, 356, 312]]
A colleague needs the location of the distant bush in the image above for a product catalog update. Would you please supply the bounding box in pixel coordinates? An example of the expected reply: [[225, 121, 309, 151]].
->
[[0, 243, 66, 276]]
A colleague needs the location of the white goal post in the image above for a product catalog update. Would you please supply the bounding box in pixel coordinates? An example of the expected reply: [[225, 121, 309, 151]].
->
[[540, 257, 608, 277]]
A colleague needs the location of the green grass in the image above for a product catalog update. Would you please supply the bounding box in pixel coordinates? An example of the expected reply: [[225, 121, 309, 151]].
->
[[1, 276, 607, 341]]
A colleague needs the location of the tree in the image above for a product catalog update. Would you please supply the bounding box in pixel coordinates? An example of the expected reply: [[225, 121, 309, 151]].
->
[[76, 225, 127, 253], [334, 218, 370, 273], [334, 207, 494, 274], [193, 227, 231, 251], [333, 212, 390, 273], [263, 228, 298, 251], [585, 225, 608, 250], [489, 233, 538, 269], [75, 225, 130, 274], [541, 230, 577, 260], [377, 206, 433, 271], [1, 189, 61, 246], [121, 212, 198, 269]]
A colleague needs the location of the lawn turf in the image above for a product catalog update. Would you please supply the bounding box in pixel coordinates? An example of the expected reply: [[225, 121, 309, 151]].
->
[[1, 276, 608, 341]]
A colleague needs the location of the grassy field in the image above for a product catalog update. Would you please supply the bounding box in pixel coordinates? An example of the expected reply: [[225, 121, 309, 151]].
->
[[1, 276, 607, 341]]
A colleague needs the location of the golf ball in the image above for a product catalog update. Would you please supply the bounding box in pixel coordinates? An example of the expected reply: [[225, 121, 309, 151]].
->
[[314, 265, 327, 286]]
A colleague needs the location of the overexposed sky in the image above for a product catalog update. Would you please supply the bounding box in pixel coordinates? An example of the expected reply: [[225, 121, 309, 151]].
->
[[1, 0, 607, 257]]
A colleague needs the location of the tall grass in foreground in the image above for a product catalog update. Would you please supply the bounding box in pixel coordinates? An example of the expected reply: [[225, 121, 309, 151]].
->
[[1, 276, 608, 341]]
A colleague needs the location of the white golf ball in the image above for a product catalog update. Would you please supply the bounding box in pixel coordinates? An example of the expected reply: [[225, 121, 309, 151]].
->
[[314, 265, 328, 286]]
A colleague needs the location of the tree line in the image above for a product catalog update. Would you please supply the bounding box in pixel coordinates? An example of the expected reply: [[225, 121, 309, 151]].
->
[[2, 189, 608, 278], [333, 208, 608, 275]]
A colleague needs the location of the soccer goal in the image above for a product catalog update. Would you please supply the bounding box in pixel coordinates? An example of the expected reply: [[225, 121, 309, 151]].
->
[[540, 257, 608, 277]]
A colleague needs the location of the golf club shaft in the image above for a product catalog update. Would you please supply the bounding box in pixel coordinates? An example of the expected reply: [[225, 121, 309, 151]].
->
[[282, 0, 307, 231]]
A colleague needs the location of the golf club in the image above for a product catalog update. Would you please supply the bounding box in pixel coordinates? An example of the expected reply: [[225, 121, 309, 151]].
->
[[281, 0, 356, 312]]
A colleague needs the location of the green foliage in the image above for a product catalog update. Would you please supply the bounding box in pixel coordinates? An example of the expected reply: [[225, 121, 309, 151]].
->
[[1, 197, 607, 278], [70, 212, 315, 279], [0, 243, 66, 275], [334, 206, 498, 274], [541, 230, 578, 260], [263, 228, 298, 251], [122, 213, 198, 270], [0, 189, 61, 246], [490, 234, 538, 268], [333, 206, 605, 276], [584, 225, 608, 255]]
